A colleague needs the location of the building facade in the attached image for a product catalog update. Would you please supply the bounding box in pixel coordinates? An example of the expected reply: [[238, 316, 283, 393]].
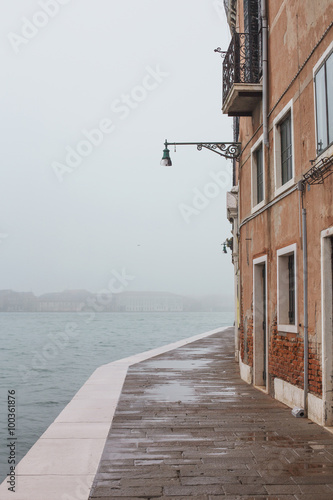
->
[[223, 0, 333, 425]]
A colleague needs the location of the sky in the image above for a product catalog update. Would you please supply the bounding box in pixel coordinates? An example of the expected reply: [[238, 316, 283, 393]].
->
[[0, 0, 235, 297]]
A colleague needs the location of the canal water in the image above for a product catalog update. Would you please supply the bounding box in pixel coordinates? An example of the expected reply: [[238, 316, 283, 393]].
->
[[0, 311, 233, 480]]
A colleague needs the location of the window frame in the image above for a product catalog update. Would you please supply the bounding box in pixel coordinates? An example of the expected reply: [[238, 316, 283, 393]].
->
[[273, 100, 295, 197], [251, 135, 265, 213], [313, 42, 333, 157], [277, 244, 298, 334]]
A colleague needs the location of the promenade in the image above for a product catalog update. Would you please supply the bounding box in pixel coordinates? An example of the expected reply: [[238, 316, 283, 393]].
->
[[89, 327, 333, 499]]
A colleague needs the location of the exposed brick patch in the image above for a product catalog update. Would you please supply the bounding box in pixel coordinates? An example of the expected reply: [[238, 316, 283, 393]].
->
[[308, 344, 322, 395], [268, 316, 322, 396], [246, 315, 253, 367], [239, 291, 253, 368], [239, 322, 245, 362]]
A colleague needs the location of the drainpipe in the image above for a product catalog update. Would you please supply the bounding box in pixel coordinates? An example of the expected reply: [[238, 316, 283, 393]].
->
[[261, 0, 269, 146], [302, 206, 308, 416]]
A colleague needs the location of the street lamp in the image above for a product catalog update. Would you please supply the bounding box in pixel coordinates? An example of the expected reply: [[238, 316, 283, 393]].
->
[[160, 139, 241, 166], [222, 238, 233, 254], [160, 141, 172, 166]]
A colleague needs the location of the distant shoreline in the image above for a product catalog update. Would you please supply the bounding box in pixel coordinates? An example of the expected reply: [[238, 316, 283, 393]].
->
[[0, 290, 234, 314]]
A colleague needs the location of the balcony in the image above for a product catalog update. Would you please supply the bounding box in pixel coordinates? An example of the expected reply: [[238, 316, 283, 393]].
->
[[222, 32, 262, 117]]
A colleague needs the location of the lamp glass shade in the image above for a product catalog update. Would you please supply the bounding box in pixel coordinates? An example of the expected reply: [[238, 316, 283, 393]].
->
[[160, 146, 172, 166]]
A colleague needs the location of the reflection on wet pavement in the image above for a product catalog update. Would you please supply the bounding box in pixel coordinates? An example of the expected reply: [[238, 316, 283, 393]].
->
[[143, 358, 211, 370], [145, 382, 196, 402]]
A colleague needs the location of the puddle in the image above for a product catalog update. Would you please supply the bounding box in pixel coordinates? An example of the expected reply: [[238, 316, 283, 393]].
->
[[145, 359, 210, 371], [145, 381, 198, 402]]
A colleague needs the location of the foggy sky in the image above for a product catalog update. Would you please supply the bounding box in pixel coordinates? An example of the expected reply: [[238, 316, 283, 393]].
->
[[0, 0, 234, 297]]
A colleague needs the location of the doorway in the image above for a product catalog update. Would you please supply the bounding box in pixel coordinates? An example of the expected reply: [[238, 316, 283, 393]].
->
[[322, 228, 333, 426], [253, 256, 268, 388]]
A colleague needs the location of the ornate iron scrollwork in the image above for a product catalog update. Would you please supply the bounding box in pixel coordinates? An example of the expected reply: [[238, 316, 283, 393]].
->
[[303, 154, 333, 185], [196, 143, 241, 160]]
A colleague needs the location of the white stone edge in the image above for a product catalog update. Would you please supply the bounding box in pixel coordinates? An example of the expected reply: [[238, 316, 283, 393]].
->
[[0, 326, 228, 500], [239, 357, 253, 384], [274, 377, 323, 425]]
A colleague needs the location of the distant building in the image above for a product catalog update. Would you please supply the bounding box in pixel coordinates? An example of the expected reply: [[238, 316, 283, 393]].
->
[[0, 290, 36, 312], [113, 292, 183, 312], [37, 290, 93, 312]]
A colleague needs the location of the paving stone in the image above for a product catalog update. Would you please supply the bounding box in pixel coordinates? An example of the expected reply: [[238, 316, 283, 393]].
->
[[294, 495, 333, 500], [120, 477, 180, 488], [180, 476, 232, 486], [265, 484, 301, 494], [159, 497, 209, 500], [292, 474, 333, 484], [164, 484, 224, 496], [91, 486, 162, 497], [222, 483, 267, 495], [209, 497, 296, 500], [298, 483, 333, 493]]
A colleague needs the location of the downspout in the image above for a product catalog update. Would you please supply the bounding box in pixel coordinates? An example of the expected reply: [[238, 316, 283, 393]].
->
[[261, 0, 269, 146], [302, 205, 309, 416]]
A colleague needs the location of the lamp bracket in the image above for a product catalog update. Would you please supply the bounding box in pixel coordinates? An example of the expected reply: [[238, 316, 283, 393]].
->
[[165, 141, 241, 160], [303, 153, 333, 185]]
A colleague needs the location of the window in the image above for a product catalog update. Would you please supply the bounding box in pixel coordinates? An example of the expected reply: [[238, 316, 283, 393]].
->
[[273, 100, 294, 196], [280, 114, 293, 185], [287, 254, 295, 324], [314, 50, 333, 154], [251, 136, 265, 212], [277, 244, 297, 333], [256, 146, 264, 204]]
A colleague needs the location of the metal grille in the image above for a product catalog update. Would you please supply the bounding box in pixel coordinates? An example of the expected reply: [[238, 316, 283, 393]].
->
[[244, 0, 260, 34], [223, 32, 262, 103]]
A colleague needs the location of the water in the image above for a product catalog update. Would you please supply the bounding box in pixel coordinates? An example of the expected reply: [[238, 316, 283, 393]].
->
[[0, 311, 233, 480]]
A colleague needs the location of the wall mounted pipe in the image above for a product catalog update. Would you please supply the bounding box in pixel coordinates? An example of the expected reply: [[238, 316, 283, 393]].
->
[[261, 0, 269, 146], [302, 207, 309, 416]]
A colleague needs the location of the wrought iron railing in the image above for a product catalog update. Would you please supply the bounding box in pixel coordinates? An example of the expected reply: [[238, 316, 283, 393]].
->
[[223, 32, 262, 103]]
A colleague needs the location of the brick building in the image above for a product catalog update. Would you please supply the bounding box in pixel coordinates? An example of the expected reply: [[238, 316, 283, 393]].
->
[[223, 0, 333, 425]]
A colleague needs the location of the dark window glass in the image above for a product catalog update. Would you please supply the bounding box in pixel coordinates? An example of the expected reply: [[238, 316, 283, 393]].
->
[[280, 114, 293, 185], [256, 145, 264, 204], [243, 0, 260, 82], [315, 51, 333, 154], [243, 0, 259, 33], [326, 54, 333, 145], [288, 254, 295, 325], [315, 65, 328, 152]]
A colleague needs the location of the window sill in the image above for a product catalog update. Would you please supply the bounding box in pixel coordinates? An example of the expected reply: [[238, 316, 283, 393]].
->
[[278, 324, 298, 334], [251, 199, 266, 214], [274, 177, 295, 198]]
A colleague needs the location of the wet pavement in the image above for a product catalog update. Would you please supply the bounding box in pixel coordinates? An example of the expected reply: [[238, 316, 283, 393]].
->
[[88, 327, 333, 499]]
